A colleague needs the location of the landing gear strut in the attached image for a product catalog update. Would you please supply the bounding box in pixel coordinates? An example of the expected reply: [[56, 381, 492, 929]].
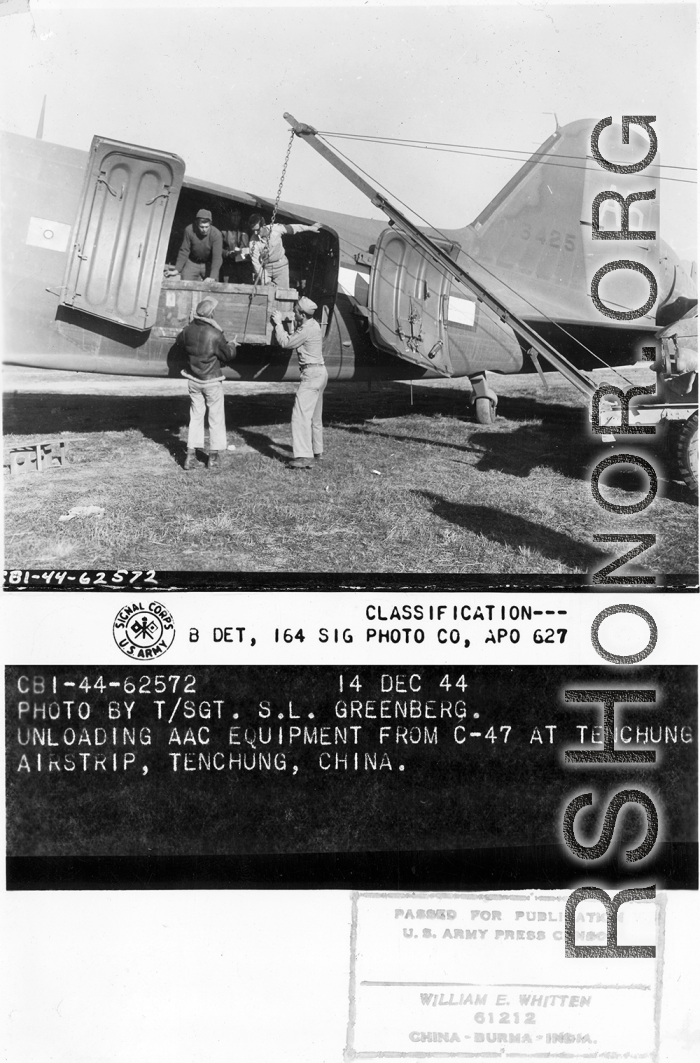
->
[[469, 372, 499, 425]]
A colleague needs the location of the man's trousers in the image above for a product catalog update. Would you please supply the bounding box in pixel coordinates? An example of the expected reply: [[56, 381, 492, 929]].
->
[[187, 378, 227, 451], [181, 260, 207, 281], [291, 364, 328, 459], [256, 259, 290, 289]]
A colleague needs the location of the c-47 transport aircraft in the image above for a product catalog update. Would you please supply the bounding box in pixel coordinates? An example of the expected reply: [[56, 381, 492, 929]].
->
[[1, 115, 697, 486]]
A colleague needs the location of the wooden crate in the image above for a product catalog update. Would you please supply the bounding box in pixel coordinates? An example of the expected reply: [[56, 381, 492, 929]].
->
[[156, 280, 298, 344]]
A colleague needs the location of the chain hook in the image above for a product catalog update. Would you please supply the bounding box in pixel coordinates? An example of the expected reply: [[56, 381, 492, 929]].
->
[[247, 129, 296, 341], [270, 128, 296, 229]]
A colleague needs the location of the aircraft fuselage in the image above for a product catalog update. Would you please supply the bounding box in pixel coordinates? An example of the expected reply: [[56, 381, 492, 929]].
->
[[1, 127, 690, 382]]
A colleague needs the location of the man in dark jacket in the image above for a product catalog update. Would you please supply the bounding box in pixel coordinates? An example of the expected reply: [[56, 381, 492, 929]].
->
[[174, 209, 224, 281], [179, 298, 236, 471]]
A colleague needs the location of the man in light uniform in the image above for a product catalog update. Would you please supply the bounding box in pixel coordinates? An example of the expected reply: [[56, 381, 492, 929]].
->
[[271, 297, 327, 469], [249, 213, 321, 289]]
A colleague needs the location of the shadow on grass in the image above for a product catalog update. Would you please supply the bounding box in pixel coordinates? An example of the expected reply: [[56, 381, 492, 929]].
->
[[469, 424, 590, 480], [415, 490, 607, 570], [2, 381, 582, 440], [142, 423, 189, 464], [235, 428, 292, 462], [3, 383, 696, 504], [492, 393, 587, 424], [338, 418, 592, 481]]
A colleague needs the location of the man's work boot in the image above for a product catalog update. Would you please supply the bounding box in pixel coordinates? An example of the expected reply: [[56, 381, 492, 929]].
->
[[208, 450, 222, 473], [288, 457, 313, 470], [314, 453, 324, 461], [183, 449, 197, 471]]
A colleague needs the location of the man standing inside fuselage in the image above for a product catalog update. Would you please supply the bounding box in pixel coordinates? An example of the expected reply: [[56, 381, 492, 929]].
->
[[249, 213, 321, 289], [221, 209, 251, 283], [174, 209, 223, 281], [271, 298, 327, 469]]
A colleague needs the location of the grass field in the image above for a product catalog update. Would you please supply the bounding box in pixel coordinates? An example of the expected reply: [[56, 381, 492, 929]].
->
[[3, 365, 697, 577]]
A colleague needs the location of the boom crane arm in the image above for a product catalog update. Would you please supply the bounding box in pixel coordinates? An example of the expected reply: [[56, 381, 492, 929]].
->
[[284, 112, 597, 401]]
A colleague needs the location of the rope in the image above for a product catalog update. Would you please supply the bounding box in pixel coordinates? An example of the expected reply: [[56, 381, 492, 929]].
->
[[319, 129, 698, 170], [317, 131, 697, 185]]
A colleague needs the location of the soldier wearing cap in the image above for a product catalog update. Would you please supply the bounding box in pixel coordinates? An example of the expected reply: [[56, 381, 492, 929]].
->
[[271, 297, 327, 469], [178, 297, 237, 472], [173, 209, 224, 281], [249, 213, 321, 290]]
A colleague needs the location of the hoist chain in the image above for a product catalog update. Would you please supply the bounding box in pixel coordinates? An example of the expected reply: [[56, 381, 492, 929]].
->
[[245, 129, 296, 342], [270, 129, 296, 229]]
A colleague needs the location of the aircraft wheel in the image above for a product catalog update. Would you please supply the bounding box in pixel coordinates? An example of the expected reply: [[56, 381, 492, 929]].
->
[[475, 396, 497, 425], [675, 412, 698, 495]]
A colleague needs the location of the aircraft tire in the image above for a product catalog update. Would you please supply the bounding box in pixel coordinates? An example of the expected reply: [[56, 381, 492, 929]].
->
[[475, 396, 496, 425], [675, 412, 698, 495]]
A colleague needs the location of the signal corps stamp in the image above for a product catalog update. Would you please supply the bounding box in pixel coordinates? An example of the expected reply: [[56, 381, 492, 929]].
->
[[112, 601, 175, 660]]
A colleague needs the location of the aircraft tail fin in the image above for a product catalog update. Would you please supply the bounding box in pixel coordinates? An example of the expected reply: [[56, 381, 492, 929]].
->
[[470, 126, 563, 231], [462, 118, 661, 327]]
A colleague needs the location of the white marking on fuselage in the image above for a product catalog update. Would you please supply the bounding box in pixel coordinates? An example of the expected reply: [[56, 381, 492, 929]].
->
[[338, 266, 370, 305], [446, 295, 476, 327], [26, 217, 71, 253]]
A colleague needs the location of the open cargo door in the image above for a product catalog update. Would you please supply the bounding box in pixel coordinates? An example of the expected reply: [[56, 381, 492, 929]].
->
[[61, 136, 185, 330], [367, 228, 455, 376]]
